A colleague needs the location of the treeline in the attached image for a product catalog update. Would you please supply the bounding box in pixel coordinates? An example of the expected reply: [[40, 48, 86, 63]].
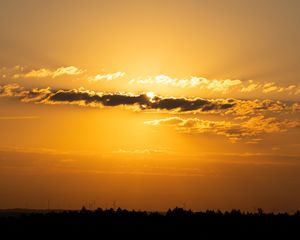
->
[[1, 207, 300, 238]]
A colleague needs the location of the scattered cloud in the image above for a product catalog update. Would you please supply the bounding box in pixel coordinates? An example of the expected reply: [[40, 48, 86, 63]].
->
[[129, 75, 300, 96], [262, 82, 296, 94], [145, 116, 300, 142], [52, 66, 85, 77], [241, 83, 260, 92], [2, 66, 300, 98], [129, 75, 242, 93], [0, 83, 25, 97], [239, 81, 298, 95], [14, 68, 53, 78], [225, 99, 288, 116]]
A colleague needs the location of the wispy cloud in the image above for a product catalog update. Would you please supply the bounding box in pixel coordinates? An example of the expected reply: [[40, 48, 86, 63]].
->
[[12, 66, 85, 79], [88, 72, 125, 82], [129, 75, 300, 96], [129, 75, 242, 93]]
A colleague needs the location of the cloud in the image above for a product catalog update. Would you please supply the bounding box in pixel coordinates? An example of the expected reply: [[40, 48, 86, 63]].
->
[[3, 66, 300, 98], [1, 83, 300, 143], [240, 81, 298, 95], [0, 83, 25, 97], [129, 75, 207, 88], [129, 75, 242, 93], [129, 75, 300, 96], [292, 103, 300, 112], [21, 87, 52, 103], [148, 97, 235, 112], [45, 89, 238, 112], [88, 72, 125, 82], [15, 68, 53, 78], [52, 66, 85, 77], [262, 83, 279, 93], [205, 79, 242, 93], [0, 84, 234, 112], [46, 89, 150, 108], [1, 83, 300, 116], [145, 116, 300, 142], [241, 83, 260, 92], [13, 66, 85, 79], [225, 99, 288, 116]]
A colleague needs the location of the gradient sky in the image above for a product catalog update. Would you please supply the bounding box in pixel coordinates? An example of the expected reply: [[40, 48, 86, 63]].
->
[[1, 0, 300, 212]]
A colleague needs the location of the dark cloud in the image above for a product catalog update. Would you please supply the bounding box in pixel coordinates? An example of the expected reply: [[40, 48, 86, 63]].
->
[[49, 90, 100, 103], [46, 89, 234, 112], [150, 97, 235, 111], [151, 98, 206, 111], [100, 94, 149, 107], [48, 90, 149, 107]]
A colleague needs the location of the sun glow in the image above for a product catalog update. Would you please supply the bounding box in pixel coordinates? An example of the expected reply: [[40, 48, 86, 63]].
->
[[146, 91, 155, 99]]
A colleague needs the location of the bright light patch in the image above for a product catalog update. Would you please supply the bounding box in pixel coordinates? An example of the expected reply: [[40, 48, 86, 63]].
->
[[146, 91, 155, 99]]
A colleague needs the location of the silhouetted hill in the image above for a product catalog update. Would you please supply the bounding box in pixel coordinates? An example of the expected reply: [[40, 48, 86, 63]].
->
[[1, 207, 300, 238]]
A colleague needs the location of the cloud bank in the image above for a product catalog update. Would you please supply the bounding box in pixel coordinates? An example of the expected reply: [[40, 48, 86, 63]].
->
[[1, 83, 300, 143]]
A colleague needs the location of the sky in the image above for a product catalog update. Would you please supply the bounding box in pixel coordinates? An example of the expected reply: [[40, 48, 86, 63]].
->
[[0, 0, 300, 212]]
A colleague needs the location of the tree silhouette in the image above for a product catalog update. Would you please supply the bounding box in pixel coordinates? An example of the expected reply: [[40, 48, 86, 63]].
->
[[0, 207, 299, 238]]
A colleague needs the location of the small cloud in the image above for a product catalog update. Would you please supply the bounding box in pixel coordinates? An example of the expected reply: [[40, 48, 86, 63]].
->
[[14, 68, 53, 78], [241, 83, 259, 93], [52, 66, 85, 78], [13, 66, 85, 79], [88, 72, 125, 82], [263, 83, 278, 93], [0, 83, 25, 97]]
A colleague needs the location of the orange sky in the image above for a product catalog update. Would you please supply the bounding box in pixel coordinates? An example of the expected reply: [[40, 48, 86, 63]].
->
[[0, 0, 300, 212]]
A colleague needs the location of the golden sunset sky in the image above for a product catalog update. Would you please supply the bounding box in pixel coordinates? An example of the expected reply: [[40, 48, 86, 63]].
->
[[1, 0, 300, 212]]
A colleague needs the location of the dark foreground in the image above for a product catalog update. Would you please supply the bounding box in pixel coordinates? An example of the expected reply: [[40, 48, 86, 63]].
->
[[1, 207, 300, 238]]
